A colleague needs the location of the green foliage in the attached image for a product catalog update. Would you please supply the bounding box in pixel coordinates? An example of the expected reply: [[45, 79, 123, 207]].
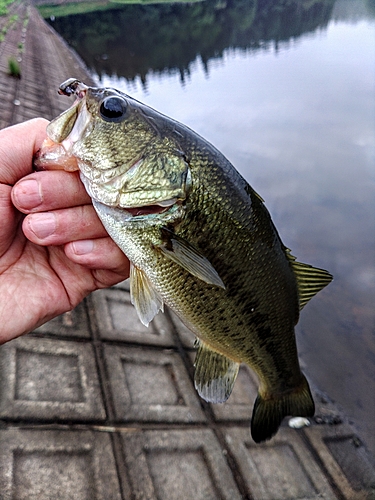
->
[[38, 0, 197, 19], [0, 0, 15, 17], [8, 56, 21, 78], [0, 9, 18, 39], [38, 2, 126, 18]]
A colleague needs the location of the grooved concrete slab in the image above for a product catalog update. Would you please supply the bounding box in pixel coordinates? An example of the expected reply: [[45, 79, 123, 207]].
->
[[90, 289, 175, 346], [113, 279, 130, 291], [0, 428, 122, 500], [103, 345, 205, 423], [224, 427, 336, 499], [33, 303, 90, 338], [304, 424, 375, 499], [0, 337, 105, 421], [120, 428, 242, 500]]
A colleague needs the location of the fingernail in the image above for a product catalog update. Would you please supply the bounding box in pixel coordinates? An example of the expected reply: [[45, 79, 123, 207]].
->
[[72, 240, 94, 255], [13, 179, 42, 209], [28, 213, 56, 239]]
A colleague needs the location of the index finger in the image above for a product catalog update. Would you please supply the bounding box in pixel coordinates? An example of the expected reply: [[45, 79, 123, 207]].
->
[[0, 118, 49, 186]]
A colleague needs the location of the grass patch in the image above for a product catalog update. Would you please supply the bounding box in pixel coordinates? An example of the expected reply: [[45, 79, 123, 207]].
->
[[38, 0, 200, 18], [38, 1, 123, 18], [111, 0, 201, 3], [0, 10, 18, 40], [8, 56, 21, 78], [0, 0, 15, 17]]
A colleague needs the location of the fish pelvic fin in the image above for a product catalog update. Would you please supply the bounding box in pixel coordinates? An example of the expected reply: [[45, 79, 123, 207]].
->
[[130, 263, 164, 327], [285, 249, 333, 310], [194, 340, 240, 403], [251, 375, 315, 443], [158, 227, 225, 289]]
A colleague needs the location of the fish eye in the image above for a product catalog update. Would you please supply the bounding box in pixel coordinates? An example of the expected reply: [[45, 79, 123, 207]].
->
[[99, 96, 127, 122]]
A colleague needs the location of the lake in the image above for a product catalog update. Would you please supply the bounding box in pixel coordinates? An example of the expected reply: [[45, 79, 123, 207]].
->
[[47, 0, 375, 456]]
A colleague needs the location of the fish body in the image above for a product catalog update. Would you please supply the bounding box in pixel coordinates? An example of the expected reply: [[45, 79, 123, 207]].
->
[[37, 79, 332, 442]]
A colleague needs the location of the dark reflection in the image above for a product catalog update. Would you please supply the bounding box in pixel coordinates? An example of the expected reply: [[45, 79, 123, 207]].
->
[[47, 0, 336, 85]]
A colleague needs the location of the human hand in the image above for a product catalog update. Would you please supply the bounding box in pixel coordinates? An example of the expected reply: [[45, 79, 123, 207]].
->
[[0, 118, 129, 343]]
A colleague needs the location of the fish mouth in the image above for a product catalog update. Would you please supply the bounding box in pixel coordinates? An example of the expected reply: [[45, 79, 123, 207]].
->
[[34, 81, 91, 171], [125, 204, 174, 217]]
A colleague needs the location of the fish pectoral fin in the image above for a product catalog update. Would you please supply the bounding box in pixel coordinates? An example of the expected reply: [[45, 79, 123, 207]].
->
[[194, 340, 239, 403], [158, 227, 225, 289], [130, 263, 164, 327], [285, 249, 333, 310]]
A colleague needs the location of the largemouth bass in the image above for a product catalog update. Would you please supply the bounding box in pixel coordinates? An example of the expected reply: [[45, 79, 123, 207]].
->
[[36, 79, 332, 443]]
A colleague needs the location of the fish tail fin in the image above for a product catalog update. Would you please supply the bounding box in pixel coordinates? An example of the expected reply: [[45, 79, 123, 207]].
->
[[251, 375, 314, 443]]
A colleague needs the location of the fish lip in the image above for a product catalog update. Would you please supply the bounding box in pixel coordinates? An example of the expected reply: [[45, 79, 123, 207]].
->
[[58, 79, 126, 104], [60, 101, 92, 153], [58, 79, 88, 99]]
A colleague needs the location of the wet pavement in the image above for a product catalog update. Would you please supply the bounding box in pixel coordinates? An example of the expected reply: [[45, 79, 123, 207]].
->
[[0, 2, 375, 499]]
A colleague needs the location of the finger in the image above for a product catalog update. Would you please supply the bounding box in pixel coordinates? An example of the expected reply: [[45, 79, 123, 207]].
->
[[0, 184, 22, 258], [65, 237, 130, 276], [12, 170, 91, 214], [0, 118, 49, 185], [22, 204, 108, 245]]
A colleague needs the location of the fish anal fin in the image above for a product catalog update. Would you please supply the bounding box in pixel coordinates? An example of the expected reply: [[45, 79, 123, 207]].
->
[[251, 375, 315, 443], [158, 226, 225, 289], [194, 340, 240, 403], [285, 249, 333, 310], [130, 263, 164, 327]]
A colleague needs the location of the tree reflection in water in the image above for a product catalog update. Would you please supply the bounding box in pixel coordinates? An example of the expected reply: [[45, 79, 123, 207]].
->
[[48, 0, 337, 85]]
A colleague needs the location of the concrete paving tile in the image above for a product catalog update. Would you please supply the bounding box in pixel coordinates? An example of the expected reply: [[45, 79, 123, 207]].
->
[[33, 303, 91, 338], [0, 337, 105, 421], [224, 426, 336, 499], [304, 424, 375, 499], [120, 428, 242, 500], [0, 428, 122, 500], [18, 107, 42, 121], [90, 289, 175, 346], [103, 345, 206, 423]]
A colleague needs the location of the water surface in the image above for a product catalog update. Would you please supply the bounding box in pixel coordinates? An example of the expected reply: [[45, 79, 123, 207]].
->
[[49, 0, 375, 456]]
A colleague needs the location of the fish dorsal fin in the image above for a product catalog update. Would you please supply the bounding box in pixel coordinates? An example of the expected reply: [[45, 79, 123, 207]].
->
[[130, 263, 164, 326], [285, 249, 333, 310], [194, 339, 240, 403], [158, 227, 225, 289]]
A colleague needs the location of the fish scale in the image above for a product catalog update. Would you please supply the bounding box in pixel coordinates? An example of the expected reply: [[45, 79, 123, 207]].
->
[[35, 78, 333, 443]]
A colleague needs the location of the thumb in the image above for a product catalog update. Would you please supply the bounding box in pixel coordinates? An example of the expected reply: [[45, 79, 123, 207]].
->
[[0, 118, 48, 186]]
